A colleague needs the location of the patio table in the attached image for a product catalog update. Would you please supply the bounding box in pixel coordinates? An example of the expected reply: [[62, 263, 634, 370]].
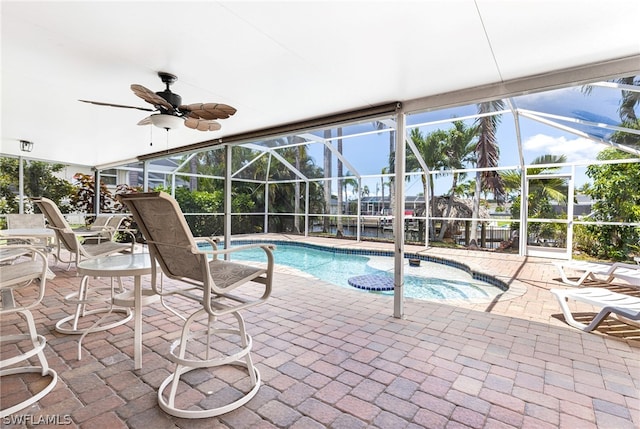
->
[[0, 228, 55, 240], [76, 253, 159, 369]]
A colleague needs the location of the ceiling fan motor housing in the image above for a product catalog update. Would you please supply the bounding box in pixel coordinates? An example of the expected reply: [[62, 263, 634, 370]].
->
[[156, 90, 182, 111]]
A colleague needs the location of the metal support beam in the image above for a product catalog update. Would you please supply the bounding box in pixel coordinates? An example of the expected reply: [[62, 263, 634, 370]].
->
[[18, 156, 24, 214], [224, 144, 232, 259], [305, 181, 310, 237], [94, 169, 101, 215], [143, 161, 149, 192], [393, 110, 406, 319]]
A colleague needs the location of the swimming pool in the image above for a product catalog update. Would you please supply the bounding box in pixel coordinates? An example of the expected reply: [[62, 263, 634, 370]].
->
[[217, 241, 507, 302]]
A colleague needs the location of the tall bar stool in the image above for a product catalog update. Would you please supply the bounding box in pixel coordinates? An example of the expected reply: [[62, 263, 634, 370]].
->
[[119, 191, 275, 419], [31, 197, 134, 335], [0, 245, 58, 418]]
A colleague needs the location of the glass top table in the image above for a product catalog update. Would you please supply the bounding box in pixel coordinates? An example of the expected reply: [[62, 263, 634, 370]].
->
[[76, 253, 158, 369]]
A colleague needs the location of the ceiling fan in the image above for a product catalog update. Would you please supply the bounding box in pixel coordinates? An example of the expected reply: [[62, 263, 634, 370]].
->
[[80, 72, 236, 131]]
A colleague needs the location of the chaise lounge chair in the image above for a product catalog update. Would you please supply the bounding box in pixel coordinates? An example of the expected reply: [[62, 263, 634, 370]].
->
[[553, 260, 640, 287], [550, 287, 640, 332]]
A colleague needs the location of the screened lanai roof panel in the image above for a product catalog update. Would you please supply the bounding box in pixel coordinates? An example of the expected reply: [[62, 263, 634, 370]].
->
[[515, 116, 611, 166], [406, 105, 483, 128], [511, 80, 640, 143]]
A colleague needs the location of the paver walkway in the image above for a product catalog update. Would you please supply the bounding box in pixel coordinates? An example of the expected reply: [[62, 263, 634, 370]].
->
[[1, 234, 638, 428]]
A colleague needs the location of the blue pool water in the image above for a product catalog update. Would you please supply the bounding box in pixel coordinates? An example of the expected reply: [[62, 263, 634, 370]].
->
[[221, 242, 505, 301]]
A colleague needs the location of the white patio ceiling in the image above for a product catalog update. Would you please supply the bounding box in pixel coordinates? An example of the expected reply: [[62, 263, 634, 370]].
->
[[2, 1, 639, 168]]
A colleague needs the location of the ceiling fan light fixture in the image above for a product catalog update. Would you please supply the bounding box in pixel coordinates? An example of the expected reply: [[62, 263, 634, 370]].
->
[[150, 114, 183, 130]]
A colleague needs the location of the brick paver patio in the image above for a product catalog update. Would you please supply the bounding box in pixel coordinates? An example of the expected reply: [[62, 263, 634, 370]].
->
[[2, 234, 638, 428]]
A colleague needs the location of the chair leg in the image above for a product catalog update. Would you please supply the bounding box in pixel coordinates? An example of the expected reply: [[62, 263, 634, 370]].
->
[[558, 269, 591, 286], [55, 275, 131, 335], [0, 309, 58, 419], [234, 311, 258, 387], [157, 308, 261, 419], [553, 292, 612, 332]]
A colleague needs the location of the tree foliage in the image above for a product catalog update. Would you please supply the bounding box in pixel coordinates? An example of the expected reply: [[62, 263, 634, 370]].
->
[[581, 148, 640, 260], [0, 158, 74, 214], [71, 173, 116, 214], [505, 154, 568, 243]]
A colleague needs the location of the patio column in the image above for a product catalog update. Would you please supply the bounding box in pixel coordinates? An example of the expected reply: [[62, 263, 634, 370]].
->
[[393, 110, 406, 319], [224, 144, 232, 259], [94, 169, 101, 215], [305, 181, 310, 236], [18, 155, 24, 214], [143, 161, 150, 192]]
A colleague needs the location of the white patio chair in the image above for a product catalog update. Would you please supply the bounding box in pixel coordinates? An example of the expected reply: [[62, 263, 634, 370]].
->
[[118, 191, 275, 419], [553, 260, 640, 287], [31, 197, 134, 269], [5, 213, 49, 249], [31, 197, 134, 334], [0, 245, 58, 418], [550, 287, 640, 332], [82, 213, 135, 245]]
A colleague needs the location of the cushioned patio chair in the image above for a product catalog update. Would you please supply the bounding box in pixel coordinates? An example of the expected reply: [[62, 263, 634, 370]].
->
[[118, 191, 275, 419], [31, 197, 134, 334], [553, 260, 640, 287], [550, 287, 640, 332], [0, 245, 57, 418]]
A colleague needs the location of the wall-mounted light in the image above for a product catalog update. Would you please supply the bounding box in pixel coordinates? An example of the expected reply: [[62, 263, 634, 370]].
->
[[19, 140, 34, 152]]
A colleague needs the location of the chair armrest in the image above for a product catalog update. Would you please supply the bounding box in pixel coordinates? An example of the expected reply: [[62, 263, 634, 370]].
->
[[0, 245, 52, 285], [611, 262, 640, 271], [46, 224, 75, 234], [194, 237, 219, 249], [72, 229, 103, 238], [89, 225, 115, 232], [197, 242, 275, 258]]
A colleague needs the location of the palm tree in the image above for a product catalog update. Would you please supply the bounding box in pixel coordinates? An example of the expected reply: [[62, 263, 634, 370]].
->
[[437, 120, 477, 240], [371, 120, 396, 217], [336, 127, 344, 236], [406, 128, 448, 240], [504, 154, 568, 242], [323, 129, 332, 233], [583, 75, 639, 123], [583, 75, 640, 149], [342, 173, 358, 216], [617, 76, 639, 123], [290, 135, 308, 233], [380, 167, 387, 215], [471, 100, 506, 246]]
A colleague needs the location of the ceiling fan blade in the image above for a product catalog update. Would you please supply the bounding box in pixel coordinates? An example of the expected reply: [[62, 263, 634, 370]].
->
[[184, 117, 222, 131], [181, 103, 237, 120], [137, 116, 152, 126], [79, 99, 154, 112], [131, 84, 174, 111]]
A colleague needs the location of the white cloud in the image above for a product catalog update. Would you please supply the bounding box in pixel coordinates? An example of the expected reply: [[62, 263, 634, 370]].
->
[[523, 134, 607, 162]]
